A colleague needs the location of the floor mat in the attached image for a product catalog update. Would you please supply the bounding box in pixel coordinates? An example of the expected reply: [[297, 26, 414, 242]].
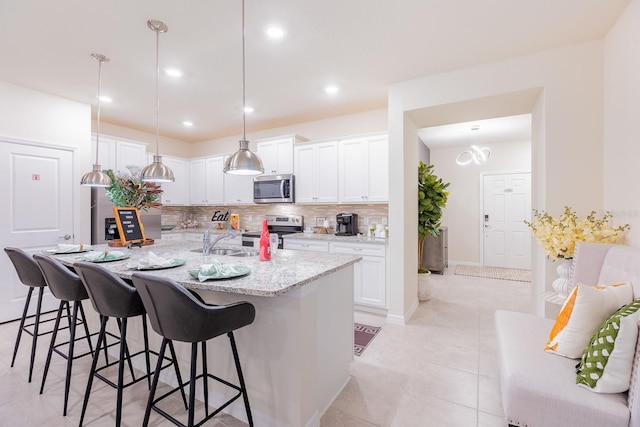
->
[[354, 323, 381, 356], [454, 264, 531, 282]]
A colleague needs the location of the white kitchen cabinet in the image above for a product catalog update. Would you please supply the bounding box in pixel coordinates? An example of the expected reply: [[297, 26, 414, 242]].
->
[[223, 155, 254, 205], [338, 133, 388, 203], [330, 242, 386, 308], [189, 156, 224, 205], [160, 156, 189, 205], [284, 238, 330, 252], [91, 134, 147, 175], [256, 136, 300, 175], [294, 140, 338, 204]]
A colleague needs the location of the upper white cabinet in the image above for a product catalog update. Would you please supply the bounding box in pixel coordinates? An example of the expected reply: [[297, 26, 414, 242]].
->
[[294, 140, 338, 204], [159, 156, 189, 206], [256, 135, 303, 175], [189, 156, 224, 205], [338, 133, 388, 203], [92, 134, 148, 175], [223, 155, 254, 205]]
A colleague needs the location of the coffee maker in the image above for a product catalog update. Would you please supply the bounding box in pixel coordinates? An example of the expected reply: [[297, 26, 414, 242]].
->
[[336, 213, 359, 236]]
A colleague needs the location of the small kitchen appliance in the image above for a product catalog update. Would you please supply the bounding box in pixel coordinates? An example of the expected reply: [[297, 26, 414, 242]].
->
[[335, 213, 359, 236], [242, 215, 304, 249]]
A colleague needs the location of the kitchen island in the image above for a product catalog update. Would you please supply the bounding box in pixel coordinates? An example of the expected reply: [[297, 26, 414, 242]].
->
[[50, 240, 360, 427]]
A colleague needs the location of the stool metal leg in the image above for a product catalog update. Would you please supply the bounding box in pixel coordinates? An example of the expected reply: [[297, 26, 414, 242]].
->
[[79, 315, 108, 427], [202, 341, 209, 417], [11, 287, 34, 368], [40, 301, 65, 395], [115, 317, 128, 427], [142, 338, 168, 427], [78, 302, 94, 356], [188, 342, 198, 427], [28, 287, 45, 383], [229, 331, 253, 427], [142, 314, 151, 389], [167, 340, 188, 409]]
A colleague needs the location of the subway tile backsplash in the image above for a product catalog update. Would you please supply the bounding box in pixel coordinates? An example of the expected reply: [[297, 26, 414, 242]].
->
[[162, 204, 388, 233]]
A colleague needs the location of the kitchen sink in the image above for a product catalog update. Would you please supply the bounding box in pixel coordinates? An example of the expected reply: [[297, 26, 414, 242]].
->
[[228, 250, 259, 257]]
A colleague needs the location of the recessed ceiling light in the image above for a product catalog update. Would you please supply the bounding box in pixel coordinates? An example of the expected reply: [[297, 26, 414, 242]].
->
[[470, 125, 480, 131], [265, 25, 286, 39], [99, 96, 112, 103], [165, 68, 183, 77], [243, 106, 254, 113], [182, 121, 193, 127], [325, 85, 339, 94]]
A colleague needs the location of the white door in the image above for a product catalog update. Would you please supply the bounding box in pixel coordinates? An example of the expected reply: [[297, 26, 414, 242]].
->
[[483, 173, 531, 269], [0, 140, 75, 322]]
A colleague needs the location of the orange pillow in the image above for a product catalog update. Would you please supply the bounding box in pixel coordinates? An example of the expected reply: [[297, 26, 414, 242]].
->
[[545, 282, 633, 359]]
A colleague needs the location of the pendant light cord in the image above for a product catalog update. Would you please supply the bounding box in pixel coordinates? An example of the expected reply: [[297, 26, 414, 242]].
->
[[155, 27, 160, 156], [241, 0, 247, 142], [96, 59, 103, 165]]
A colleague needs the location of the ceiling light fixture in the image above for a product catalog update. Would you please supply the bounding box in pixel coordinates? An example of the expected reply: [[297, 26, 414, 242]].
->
[[182, 121, 193, 127], [99, 96, 112, 103], [456, 145, 491, 166], [243, 106, 254, 113], [265, 25, 286, 39], [165, 68, 183, 77], [224, 0, 264, 176], [80, 53, 113, 187], [325, 85, 339, 94], [141, 19, 175, 183]]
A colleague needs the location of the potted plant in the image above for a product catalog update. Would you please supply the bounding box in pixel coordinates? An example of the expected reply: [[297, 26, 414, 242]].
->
[[417, 161, 449, 301], [104, 167, 163, 211]]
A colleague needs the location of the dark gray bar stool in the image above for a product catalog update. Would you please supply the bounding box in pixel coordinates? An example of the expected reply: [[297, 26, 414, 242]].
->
[[131, 272, 255, 427], [4, 247, 63, 383], [33, 254, 96, 416], [74, 261, 186, 427]]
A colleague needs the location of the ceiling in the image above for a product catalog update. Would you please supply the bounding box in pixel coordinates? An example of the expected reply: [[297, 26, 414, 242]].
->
[[0, 0, 629, 143]]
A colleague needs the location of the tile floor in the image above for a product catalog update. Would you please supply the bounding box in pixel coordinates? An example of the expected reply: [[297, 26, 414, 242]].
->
[[0, 267, 531, 426]]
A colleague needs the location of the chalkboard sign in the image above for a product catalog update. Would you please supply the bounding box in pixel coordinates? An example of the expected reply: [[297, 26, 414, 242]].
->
[[113, 207, 146, 245]]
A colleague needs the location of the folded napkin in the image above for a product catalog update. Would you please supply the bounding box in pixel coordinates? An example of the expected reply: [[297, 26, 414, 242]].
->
[[132, 251, 173, 269], [55, 243, 92, 253], [194, 260, 241, 282], [82, 250, 126, 262]]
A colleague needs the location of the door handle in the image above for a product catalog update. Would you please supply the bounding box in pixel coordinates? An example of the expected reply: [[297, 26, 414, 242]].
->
[[59, 234, 71, 240], [484, 225, 490, 228]]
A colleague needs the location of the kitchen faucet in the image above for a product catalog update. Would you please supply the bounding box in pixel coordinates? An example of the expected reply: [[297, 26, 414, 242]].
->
[[202, 230, 236, 255]]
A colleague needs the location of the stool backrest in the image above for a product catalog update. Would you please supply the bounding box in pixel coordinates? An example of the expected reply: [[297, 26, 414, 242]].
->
[[4, 247, 46, 288], [73, 261, 145, 318], [33, 254, 88, 302], [131, 272, 255, 343]]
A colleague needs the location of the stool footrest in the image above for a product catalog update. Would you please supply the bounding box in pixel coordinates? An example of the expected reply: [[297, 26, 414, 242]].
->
[[94, 347, 176, 390], [151, 372, 243, 427]]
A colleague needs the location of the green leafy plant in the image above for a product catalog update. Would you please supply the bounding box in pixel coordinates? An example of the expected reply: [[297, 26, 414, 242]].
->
[[104, 168, 163, 211], [418, 161, 450, 273]]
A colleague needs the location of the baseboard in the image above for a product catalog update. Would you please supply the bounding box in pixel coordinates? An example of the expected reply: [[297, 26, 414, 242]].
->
[[354, 304, 388, 316], [386, 298, 418, 325]]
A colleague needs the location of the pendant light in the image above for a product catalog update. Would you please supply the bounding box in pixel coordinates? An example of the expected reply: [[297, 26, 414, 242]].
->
[[223, 0, 264, 176], [80, 53, 113, 187], [141, 19, 175, 182]]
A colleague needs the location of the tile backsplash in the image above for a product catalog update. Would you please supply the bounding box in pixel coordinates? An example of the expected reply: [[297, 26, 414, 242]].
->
[[162, 204, 389, 233]]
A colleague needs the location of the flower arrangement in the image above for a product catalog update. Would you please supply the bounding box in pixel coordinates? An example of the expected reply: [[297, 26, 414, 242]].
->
[[524, 206, 630, 260], [104, 167, 163, 211]]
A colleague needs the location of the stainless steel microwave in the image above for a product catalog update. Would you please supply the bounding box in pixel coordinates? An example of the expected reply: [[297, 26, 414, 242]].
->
[[253, 174, 295, 204]]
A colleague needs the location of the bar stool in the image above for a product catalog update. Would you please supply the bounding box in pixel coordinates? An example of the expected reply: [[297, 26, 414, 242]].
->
[[33, 254, 96, 416], [4, 247, 63, 383], [73, 261, 187, 427], [131, 272, 255, 427]]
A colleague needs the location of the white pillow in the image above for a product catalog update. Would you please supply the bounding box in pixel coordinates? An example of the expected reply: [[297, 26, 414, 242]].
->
[[576, 299, 640, 393], [545, 282, 633, 359]]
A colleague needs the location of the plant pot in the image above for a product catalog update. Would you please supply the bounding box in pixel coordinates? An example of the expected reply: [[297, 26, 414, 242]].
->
[[418, 271, 433, 301]]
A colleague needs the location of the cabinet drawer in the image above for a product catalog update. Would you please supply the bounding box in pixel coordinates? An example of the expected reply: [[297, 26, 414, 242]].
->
[[284, 239, 329, 252], [330, 242, 386, 257]]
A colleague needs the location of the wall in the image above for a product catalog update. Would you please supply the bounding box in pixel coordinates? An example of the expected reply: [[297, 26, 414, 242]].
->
[[162, 204, 388, 234], [95, 121, 191, 158], [604, 0, 640, 245], [431, 140, 531, 264], [0, 81, 92, 242], [388, 41, 604, 320]]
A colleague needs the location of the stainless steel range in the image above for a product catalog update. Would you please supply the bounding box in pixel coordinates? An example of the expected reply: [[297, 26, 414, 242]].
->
[[242, 215, 304, 249]]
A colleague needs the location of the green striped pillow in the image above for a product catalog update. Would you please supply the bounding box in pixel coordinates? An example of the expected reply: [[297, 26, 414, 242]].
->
[[575, 299, 640, 393]]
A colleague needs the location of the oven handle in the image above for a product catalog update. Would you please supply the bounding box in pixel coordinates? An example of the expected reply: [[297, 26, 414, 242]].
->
[[280, 179, 286, 198]]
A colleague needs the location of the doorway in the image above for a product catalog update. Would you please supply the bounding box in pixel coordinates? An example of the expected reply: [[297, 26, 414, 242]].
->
[[0, 140, 75, 322], [482, 172, 531, 269]]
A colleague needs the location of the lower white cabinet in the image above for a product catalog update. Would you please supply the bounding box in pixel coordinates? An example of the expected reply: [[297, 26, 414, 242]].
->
[[329, 242, 386, 308], [284, 238, 387, 309]]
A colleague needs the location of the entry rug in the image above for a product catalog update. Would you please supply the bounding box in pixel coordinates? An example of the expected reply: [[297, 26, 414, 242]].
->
[[455, 264, 531, 283], [354, 323, 381, 357]]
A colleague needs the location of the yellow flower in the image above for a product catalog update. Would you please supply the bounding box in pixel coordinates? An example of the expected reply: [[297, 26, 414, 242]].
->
[[524, 206, 630, 260]]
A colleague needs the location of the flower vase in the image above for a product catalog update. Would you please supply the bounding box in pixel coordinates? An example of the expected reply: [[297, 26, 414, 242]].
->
[[552, 258, 573, 298]]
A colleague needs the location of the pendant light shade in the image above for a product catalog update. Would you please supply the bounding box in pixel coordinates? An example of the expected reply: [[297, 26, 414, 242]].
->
[[223, 0, 264, 176], [141, 19, 175, 183], [81, 53, 113, 187]]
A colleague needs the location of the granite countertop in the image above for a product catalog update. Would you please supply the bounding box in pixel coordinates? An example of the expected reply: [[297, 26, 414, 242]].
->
[[47, 240, 360, 297], [282, 232, 388, 245]]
